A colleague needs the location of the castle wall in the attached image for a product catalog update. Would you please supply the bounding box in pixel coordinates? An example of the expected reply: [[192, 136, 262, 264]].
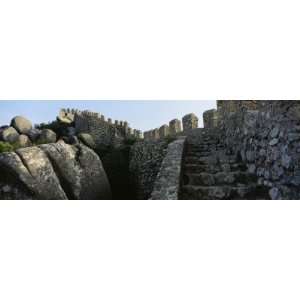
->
[[129, 140, 168, 199], [220, 100, 300, 199], [59, 108, 142, 147], [182, 113, 198, 132], [203, 109, 218, 128], [144, 113, 199, 141]]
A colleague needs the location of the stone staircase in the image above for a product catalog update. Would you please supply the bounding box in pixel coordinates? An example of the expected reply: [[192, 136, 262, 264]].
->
[[179, 128, 269, 200]]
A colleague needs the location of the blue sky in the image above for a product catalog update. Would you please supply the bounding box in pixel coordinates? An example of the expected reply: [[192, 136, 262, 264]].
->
[[0, 100, 216, 131]]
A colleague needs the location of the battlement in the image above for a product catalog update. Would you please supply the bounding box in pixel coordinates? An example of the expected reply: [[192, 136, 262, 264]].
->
[[203, 100, 260, 129], [59, 108, 143, 146], [143, 113, 199, 141]]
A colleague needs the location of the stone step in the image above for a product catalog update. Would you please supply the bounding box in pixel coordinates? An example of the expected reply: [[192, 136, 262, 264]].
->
[[185, 152, 238, 164], [183, 163, 221, 173], [180, 185, 233, 200], [187, 143, 217, 148], [184, 171, 256, 186], [180, 184, 259, 200], [184, 153, 213, 162]]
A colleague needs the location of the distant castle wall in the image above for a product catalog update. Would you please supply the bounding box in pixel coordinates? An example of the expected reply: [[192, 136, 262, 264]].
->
[[143, 113, 199, 141], [59, 109, 143, 147]]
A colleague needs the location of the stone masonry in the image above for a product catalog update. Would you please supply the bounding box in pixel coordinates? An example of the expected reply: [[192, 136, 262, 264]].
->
[[59, 108, 142, 147], [144, 113, 198, 141], [182, 113, 198, 132]]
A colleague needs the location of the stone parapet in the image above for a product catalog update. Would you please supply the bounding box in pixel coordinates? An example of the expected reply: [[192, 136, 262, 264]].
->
[[182, 113, 198, 132], [150, 137, 186, 200], [59, 108, 143, 147], [203, 109, 219, 128], [169, 119, 182, 136]]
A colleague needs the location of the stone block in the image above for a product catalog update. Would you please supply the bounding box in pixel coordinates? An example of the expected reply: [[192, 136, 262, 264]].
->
[[203, 109, 218, 128], [159, 125, 169, 138], [182, 113, 198, 131], [169, 119, 182, 136]]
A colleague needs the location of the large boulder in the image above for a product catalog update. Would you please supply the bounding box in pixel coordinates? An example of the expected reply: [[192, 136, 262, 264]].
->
[[0, 141, 112, 200], [57, 115, 73, 125], [78, 133, 96, 149], [27, 128, 41, 142], [37, 129, 57, 144], [16, 134, 31, 148], [0, 126, 9, 140], [1, 127, 20, 143], [11, 116, 32, 134]]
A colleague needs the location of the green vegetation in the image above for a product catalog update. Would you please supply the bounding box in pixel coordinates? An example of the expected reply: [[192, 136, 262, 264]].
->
[[0, 141, 34, 153], [0, 141, 15, 153]]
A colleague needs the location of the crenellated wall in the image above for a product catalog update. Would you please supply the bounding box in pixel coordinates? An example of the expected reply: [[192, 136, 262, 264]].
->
[[144, 113, 198, 141], [59, 108, 143, 147]]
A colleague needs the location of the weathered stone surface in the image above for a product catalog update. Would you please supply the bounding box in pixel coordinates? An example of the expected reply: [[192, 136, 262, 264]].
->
[[16, 134, 31, 147], [40, 142, 111, 199], [0, 148, 66, 199], [27, 128, 41, 142], [37, 129, 57, 144], [0, 142, 111, 200], [130, 140, 168, 199], [159, 125, 169, 138], [151, 137, 186, 200], [218, 100, 300, 199], [269, 138, 279, 146], [169, 119, 182, 136], [182, 113, 198, 132], [281, 153, 291, 169], [270, 126, 280, 138], [288, 133, 300, 142], [1, 127, 19, 143], [58, 109, 75, 124], [11, 116, 32, 134], [70, 109, 141, 148], [57, 115, 73, 125], [203, 109, 218, 128], [78, 133, 96, 149], [269, 187, 280, 200]]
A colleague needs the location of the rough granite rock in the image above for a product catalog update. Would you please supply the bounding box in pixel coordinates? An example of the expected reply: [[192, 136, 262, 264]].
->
[[78, 133, 96, 149], [16, 134, 31, 147], [0, 141, 111, 200], [1, 127, 20, 143], [57, 115, 73, 125], [37, 129, 57, 144], [11, 116, 32, 134], [27, 128, 41, 142]]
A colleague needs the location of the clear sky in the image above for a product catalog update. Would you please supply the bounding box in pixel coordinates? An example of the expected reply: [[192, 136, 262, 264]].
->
[[0, 100, 216, 132]]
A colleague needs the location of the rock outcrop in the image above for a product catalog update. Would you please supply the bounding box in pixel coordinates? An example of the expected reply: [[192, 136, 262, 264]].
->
[[0, 141, 112, 200], [37, 129, 57, 144], [16, 134, 31, 147], [1, 127, 19, 143], [11, 116, 33, 134], [78, 133, 96, 149]]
